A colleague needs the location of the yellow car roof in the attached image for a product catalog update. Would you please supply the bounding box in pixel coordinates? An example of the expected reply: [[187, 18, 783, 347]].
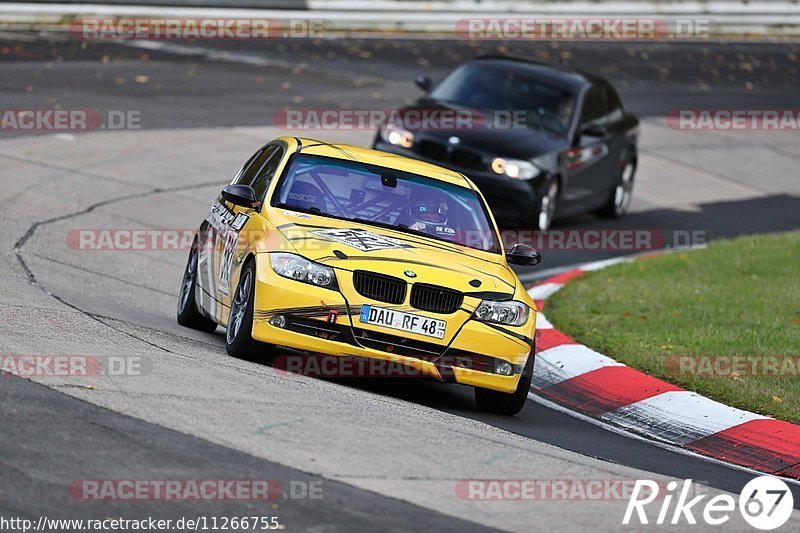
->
[[286, 136, 473, 188]]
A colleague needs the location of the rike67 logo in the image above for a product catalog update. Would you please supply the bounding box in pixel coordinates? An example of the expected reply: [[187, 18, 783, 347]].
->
[[623, 476, 794, 529]]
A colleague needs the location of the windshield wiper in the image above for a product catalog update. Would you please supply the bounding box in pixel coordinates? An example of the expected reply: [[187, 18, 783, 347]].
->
[[273, 202, 325, 217], [349, 217, 415, 234]]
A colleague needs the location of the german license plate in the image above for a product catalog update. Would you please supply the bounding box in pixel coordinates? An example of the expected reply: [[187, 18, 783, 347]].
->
[[359, 305, 445, 339]]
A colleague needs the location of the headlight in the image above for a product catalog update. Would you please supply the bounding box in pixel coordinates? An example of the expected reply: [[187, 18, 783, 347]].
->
[[270, 253, 337, 290], [490, 157, 540, 180], [474, 300, 529, 327], [380, 126, 414, 148]]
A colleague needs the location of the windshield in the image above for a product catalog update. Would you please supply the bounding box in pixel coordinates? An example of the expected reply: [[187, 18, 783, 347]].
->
[[273, 154, 501, 254], [429, 62, 576, 136]]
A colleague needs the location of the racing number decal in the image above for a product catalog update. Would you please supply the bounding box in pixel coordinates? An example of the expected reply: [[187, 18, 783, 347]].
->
[[218, 212, 250, 296]]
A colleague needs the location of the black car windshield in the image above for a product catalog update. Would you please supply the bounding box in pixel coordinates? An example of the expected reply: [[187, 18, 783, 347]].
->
[[273, 154, 501, 254], [429, 62, 576, 135]]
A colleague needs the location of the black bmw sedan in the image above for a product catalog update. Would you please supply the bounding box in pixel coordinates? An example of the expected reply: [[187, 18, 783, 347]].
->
[[373, 56, 639, 230]]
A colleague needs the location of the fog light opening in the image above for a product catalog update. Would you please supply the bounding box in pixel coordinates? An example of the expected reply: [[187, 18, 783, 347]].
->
[[270, 315, 286, 328], [495, 360, 513, 376]]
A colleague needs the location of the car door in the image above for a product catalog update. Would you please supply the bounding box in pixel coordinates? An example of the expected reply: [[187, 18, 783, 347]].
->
[[215, 144, 285, 320], [196, 145, 279, 323], [561, 84, 618, 210]]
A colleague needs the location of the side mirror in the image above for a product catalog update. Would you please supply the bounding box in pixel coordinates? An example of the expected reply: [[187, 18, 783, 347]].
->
[[221, 184, 259, 209], [506, 243, 542, 266], [580, 123, 608, 138], [415, 75, 433, 92]]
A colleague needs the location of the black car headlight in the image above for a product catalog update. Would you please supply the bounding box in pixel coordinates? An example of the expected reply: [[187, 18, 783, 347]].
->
[[474, 300, 529, 327], [379, 126, 414, 148], [490, 157, 540, 180], [270, 253, 337, 290]]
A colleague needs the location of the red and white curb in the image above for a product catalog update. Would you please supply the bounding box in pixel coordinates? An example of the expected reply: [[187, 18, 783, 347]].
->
[[527, 256, 800, 481]]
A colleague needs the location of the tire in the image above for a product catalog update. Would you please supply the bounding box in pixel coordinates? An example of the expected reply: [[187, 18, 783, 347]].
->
[[225, 259, 273, 359], [598, 156, 636, 218], [535, 179, 559, 231], [177, 241, 218, 333], [474, 351, 535, 416]]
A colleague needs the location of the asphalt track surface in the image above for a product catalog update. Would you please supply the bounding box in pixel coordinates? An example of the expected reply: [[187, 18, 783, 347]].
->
[[1, 31, 800, 530]]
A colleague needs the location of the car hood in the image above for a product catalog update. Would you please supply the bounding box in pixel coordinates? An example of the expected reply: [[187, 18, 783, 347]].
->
[[403, 102, 568, 159], [269, 209, 519, 298]]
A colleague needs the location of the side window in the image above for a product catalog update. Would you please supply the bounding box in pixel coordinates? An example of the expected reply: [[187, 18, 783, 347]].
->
[[250, 146, 284, 202], [230, 146, 277, 186], [579, 85, 607, 126]]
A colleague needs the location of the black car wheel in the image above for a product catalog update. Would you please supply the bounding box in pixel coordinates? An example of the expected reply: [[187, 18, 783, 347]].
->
[[599, 157, 636, 218], [177, 242, 218, 333], [226, 259, 273, 359], [474, 351, 535, 416], [536, 180, 559, 231]]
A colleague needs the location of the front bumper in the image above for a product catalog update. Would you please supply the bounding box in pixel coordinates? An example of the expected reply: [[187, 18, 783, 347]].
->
[[250, 254, 534, 394], [373, 139, 546, 229]]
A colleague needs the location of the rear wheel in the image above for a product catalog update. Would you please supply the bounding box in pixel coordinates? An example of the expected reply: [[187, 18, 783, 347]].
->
[[598, 157, 635, 218], [177, 241, 217, 333], [474, 351, 535, 416], [226, 259, 273, 359]]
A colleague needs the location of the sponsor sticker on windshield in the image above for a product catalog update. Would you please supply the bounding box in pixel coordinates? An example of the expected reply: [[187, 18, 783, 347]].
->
[[310, 228, 413, 252]]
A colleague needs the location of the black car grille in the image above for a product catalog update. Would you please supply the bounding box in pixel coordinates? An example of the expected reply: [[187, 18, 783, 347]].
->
[[410, 283, 464, 314], [417, 139, 448, 161], [450, 148, 484, 171], [352, 328, 446, 359], [353, 271, 406, 304], [415, 139, 485, 171]]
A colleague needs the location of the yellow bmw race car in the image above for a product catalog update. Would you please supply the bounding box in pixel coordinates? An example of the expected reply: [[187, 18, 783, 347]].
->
[[177, 137, 541, 415]]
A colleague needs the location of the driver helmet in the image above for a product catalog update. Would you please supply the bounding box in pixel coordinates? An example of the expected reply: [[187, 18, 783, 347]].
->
[[409, 188, 449, 225]]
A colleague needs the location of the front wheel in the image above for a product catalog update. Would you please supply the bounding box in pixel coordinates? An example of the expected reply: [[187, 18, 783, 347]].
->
[[226, 259, 273, 359], [474, 351, 535, 416]]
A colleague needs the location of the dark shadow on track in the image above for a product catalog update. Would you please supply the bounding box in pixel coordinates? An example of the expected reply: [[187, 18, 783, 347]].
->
[[0, 375, 496, 531]]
